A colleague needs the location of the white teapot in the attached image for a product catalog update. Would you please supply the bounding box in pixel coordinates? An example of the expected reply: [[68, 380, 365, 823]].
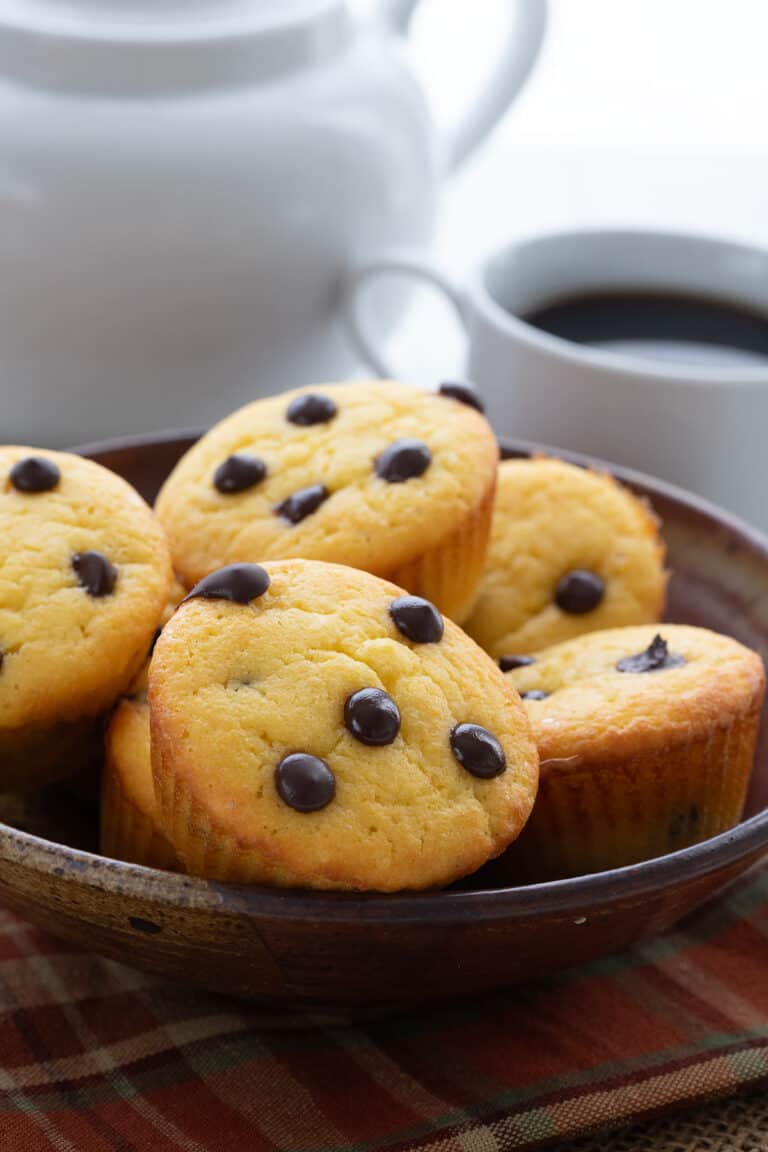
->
[[0, 0, 546, 444]]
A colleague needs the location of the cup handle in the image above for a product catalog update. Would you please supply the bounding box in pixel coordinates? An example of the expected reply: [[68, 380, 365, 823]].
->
[[342, 253, 469, 379]]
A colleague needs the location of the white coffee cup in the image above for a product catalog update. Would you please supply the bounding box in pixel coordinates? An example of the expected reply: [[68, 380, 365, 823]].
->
[[344, 229, 768, 530]]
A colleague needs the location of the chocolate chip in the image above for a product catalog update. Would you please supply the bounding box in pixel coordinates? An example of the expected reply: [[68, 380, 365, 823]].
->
[[375, 439, 432, 483], [389, 596, 444, 644], [344, 688, 401, 746], [0, 650, 3, 673], [275, 753, 336, 813], [555, 570, 605, 614], [500, 655, 535, 673], [450, 724, 506, 779], [286, 393, 338, 426], [438, 382, 485, 413], [10, 456, 60, 493], [521, 690, 549, 701], [184, 563, 271, 605], [72, 551, 117, 598], [275, 484, 329, 525], [617, 634, 686, 674], [213, 454, 267, 494]]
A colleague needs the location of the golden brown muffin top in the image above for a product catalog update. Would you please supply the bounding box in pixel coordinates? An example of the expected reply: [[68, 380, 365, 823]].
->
[[0, 447, 172, 728], [154, 381, 498, 588], [508, 624, 765, 769], [466, 458, 666, 659], [150, 559, 538, 891]]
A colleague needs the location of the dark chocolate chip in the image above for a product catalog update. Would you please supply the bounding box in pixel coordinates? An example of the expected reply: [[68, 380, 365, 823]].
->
[[375, 439, 432, 484], [184, 563, 271, 605], [275, 753, 336, 813], [275, 484, 329, 525], [450, 723, 506, 779], [213, 454, 267, 494], [389, 596, 444, 644], [286, 393, 338, 426], [10, 456, 60, 493], [521, 690, 549, 701], [499, 654, 535, 673], [616, 634, 686, 674], [344, 688, 401, 747], [0, 650, 3, 673], [555, 569, 605, 614], [72, 551, 117, 598], [438, 382, 485, 413]]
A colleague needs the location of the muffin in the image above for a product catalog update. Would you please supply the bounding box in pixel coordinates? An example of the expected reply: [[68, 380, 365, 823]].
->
[[154, 380, 498, 622], [149, 560, 539, 891], [101, 699, 179, 871], [500, 624, 765, 880], [0, 447, 173, 799], [465, 458, 666, 661], [127, 577, 187, 697]]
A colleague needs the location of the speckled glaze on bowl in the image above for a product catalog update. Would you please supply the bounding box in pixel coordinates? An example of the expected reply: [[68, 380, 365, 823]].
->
[[0, 431, 765, 1027]]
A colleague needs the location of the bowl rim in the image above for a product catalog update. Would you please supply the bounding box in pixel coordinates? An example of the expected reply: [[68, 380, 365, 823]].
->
[[0, 428, 766, 928]]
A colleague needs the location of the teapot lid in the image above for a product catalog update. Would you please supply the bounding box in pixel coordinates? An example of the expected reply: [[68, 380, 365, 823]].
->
[[0, 0, 350, 91]]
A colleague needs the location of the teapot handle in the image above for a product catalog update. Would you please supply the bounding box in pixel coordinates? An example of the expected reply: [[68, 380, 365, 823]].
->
[[380, 0, 547, 170]]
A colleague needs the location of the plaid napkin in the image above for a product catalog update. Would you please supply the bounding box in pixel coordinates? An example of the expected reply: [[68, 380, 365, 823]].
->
[[1, 864, 766, 1152]]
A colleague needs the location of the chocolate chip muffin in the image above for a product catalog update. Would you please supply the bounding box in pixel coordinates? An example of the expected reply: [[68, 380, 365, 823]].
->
[[465, 458, 666, 662], [154, 380, 498, 622], [0, 447, 173, 797], [149, 560, 539, 891], [101, 699, 179, 871], [498, 624, 765, 880]]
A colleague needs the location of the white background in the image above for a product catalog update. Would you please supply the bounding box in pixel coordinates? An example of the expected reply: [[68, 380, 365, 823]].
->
[[353, 0, 768, 381]]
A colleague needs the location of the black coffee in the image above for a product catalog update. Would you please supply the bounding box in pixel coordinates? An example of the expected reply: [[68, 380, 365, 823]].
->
[[523, 291, 768, 367]]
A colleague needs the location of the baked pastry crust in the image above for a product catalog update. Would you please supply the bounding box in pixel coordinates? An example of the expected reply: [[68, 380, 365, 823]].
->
[[500, 624, 765, 879], [154, 381, 499, 621], [0, 446, 172, 786], [149, 559, 539, 891], [466, 458, 666, 658]]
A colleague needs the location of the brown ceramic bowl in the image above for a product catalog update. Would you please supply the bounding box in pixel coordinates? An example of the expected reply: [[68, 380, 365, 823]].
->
[[0, 431, 766, 1027]]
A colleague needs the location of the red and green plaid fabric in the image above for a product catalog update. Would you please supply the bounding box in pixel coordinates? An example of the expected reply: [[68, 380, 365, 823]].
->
[[1, 863, 767, 1152]]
